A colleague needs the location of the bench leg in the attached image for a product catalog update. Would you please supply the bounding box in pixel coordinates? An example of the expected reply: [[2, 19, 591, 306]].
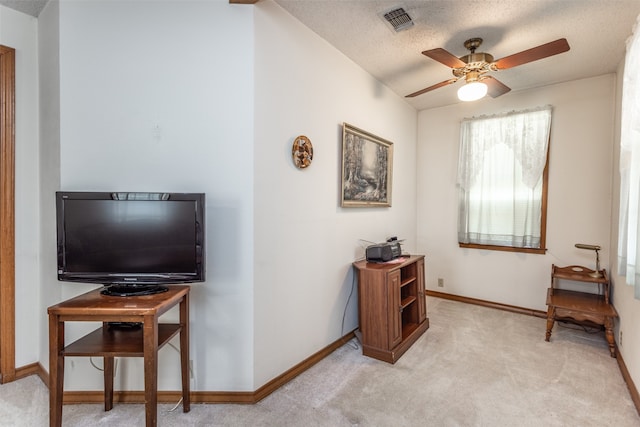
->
[[545, 306, 555, 342], [604, 316, 616, 358]]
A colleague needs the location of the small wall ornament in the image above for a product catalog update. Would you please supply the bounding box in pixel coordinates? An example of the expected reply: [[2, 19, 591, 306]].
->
[[292, 135, 313, 169]]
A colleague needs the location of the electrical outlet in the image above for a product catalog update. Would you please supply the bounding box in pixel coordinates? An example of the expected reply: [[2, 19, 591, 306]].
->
[[437, 278, 444, 287]]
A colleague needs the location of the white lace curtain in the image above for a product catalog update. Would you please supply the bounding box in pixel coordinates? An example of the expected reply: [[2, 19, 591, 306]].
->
[[457, 106, 552, 247], [618, 14, 640, 298]]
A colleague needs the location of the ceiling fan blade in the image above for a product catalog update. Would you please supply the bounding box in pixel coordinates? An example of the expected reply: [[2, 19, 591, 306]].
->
[[406, 78, 459, 98], [422, 48, 467, 68], [483, 76, 511, 98], [493, 38, 570, 70]]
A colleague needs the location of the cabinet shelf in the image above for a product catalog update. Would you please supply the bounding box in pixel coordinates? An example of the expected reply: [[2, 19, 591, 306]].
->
[[353, 255, 429, 364], [400, 296, 416, 310], [400, 277, 416, 288], [402, 322, 419, 340]]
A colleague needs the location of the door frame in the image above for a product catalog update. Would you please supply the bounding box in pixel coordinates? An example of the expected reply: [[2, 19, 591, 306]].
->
[[0, 44, 16, 384]]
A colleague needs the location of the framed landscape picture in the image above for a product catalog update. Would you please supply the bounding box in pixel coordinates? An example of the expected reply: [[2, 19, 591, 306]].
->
[[341, 123, 393, 207]]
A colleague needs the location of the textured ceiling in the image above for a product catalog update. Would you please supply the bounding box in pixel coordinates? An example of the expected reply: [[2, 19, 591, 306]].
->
[[273, 0, 640, 110], [0, 0, 48, 17], [2, 1, 639, 111]]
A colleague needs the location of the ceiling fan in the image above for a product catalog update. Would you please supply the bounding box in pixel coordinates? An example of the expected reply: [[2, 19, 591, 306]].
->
[[406, 37, 570, 101]]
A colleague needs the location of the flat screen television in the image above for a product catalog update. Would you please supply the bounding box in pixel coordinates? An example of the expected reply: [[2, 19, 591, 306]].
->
[[56, 191, 205, 296]]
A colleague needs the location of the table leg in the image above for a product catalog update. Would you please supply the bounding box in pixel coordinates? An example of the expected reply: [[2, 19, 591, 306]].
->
[[545, 306, 555, 342], [180, 293, 191, 412], [604, 316, 616, 358], [103, 356, 114, 411], [143, 315, 159, 427], [48, 315, 64, 427]]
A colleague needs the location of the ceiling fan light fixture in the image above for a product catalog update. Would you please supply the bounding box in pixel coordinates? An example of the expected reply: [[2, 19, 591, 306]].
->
[[457, 81, 487, 101]]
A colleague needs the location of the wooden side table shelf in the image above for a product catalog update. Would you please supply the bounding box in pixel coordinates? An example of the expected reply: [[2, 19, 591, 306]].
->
[[48, 285, 191, 427], [545, 265, 617, 357], [353, 255, 429, 363]]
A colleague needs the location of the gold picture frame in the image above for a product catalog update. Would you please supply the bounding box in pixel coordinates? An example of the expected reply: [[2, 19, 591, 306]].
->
[[341, 123, 393, 207]]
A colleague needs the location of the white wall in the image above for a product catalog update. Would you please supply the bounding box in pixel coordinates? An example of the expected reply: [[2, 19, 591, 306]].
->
[[0, 5, 41, 368], [610, 55, 640, 400], [38, 0, 62, 369], [417, 75, 615, 310], [252, 1, 417, 387], [46, 0, 417, 393], [55, 0, 256, 391]]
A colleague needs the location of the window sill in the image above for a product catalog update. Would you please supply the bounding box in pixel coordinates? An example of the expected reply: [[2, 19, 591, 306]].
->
[[458, 242, 547, 255]]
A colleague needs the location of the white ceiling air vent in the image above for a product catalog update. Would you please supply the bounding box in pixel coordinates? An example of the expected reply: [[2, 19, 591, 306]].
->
[[383, 7, 414, 32]]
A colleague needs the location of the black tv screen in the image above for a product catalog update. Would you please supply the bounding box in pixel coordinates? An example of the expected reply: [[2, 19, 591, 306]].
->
[[56, 191, 205, 296]]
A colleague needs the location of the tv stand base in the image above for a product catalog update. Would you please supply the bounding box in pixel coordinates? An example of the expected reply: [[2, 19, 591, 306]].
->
[[101, 284, 169, 297]]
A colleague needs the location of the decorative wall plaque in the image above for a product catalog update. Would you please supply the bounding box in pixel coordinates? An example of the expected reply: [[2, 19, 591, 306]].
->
[[292, 135, 313, 169]]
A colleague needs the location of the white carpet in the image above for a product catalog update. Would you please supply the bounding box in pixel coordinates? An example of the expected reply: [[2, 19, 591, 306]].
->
[[1, 297, 638, 426]]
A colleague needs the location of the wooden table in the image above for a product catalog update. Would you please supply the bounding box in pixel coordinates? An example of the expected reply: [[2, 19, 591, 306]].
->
[[48, 285, 191, 427], [545, 265, 617, 357]]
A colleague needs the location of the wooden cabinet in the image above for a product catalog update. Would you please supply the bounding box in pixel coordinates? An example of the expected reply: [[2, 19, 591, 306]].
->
[[545, 265, 618, 357], [353, 255, 429, 363]]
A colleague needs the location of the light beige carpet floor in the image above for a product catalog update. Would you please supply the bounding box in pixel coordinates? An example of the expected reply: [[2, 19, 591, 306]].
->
[[1, 297, 638, 426]]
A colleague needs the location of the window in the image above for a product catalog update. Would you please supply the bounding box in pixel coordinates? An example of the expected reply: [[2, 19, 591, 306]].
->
[[618, 16, 640, 297], [457, 106, 552, 253]]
